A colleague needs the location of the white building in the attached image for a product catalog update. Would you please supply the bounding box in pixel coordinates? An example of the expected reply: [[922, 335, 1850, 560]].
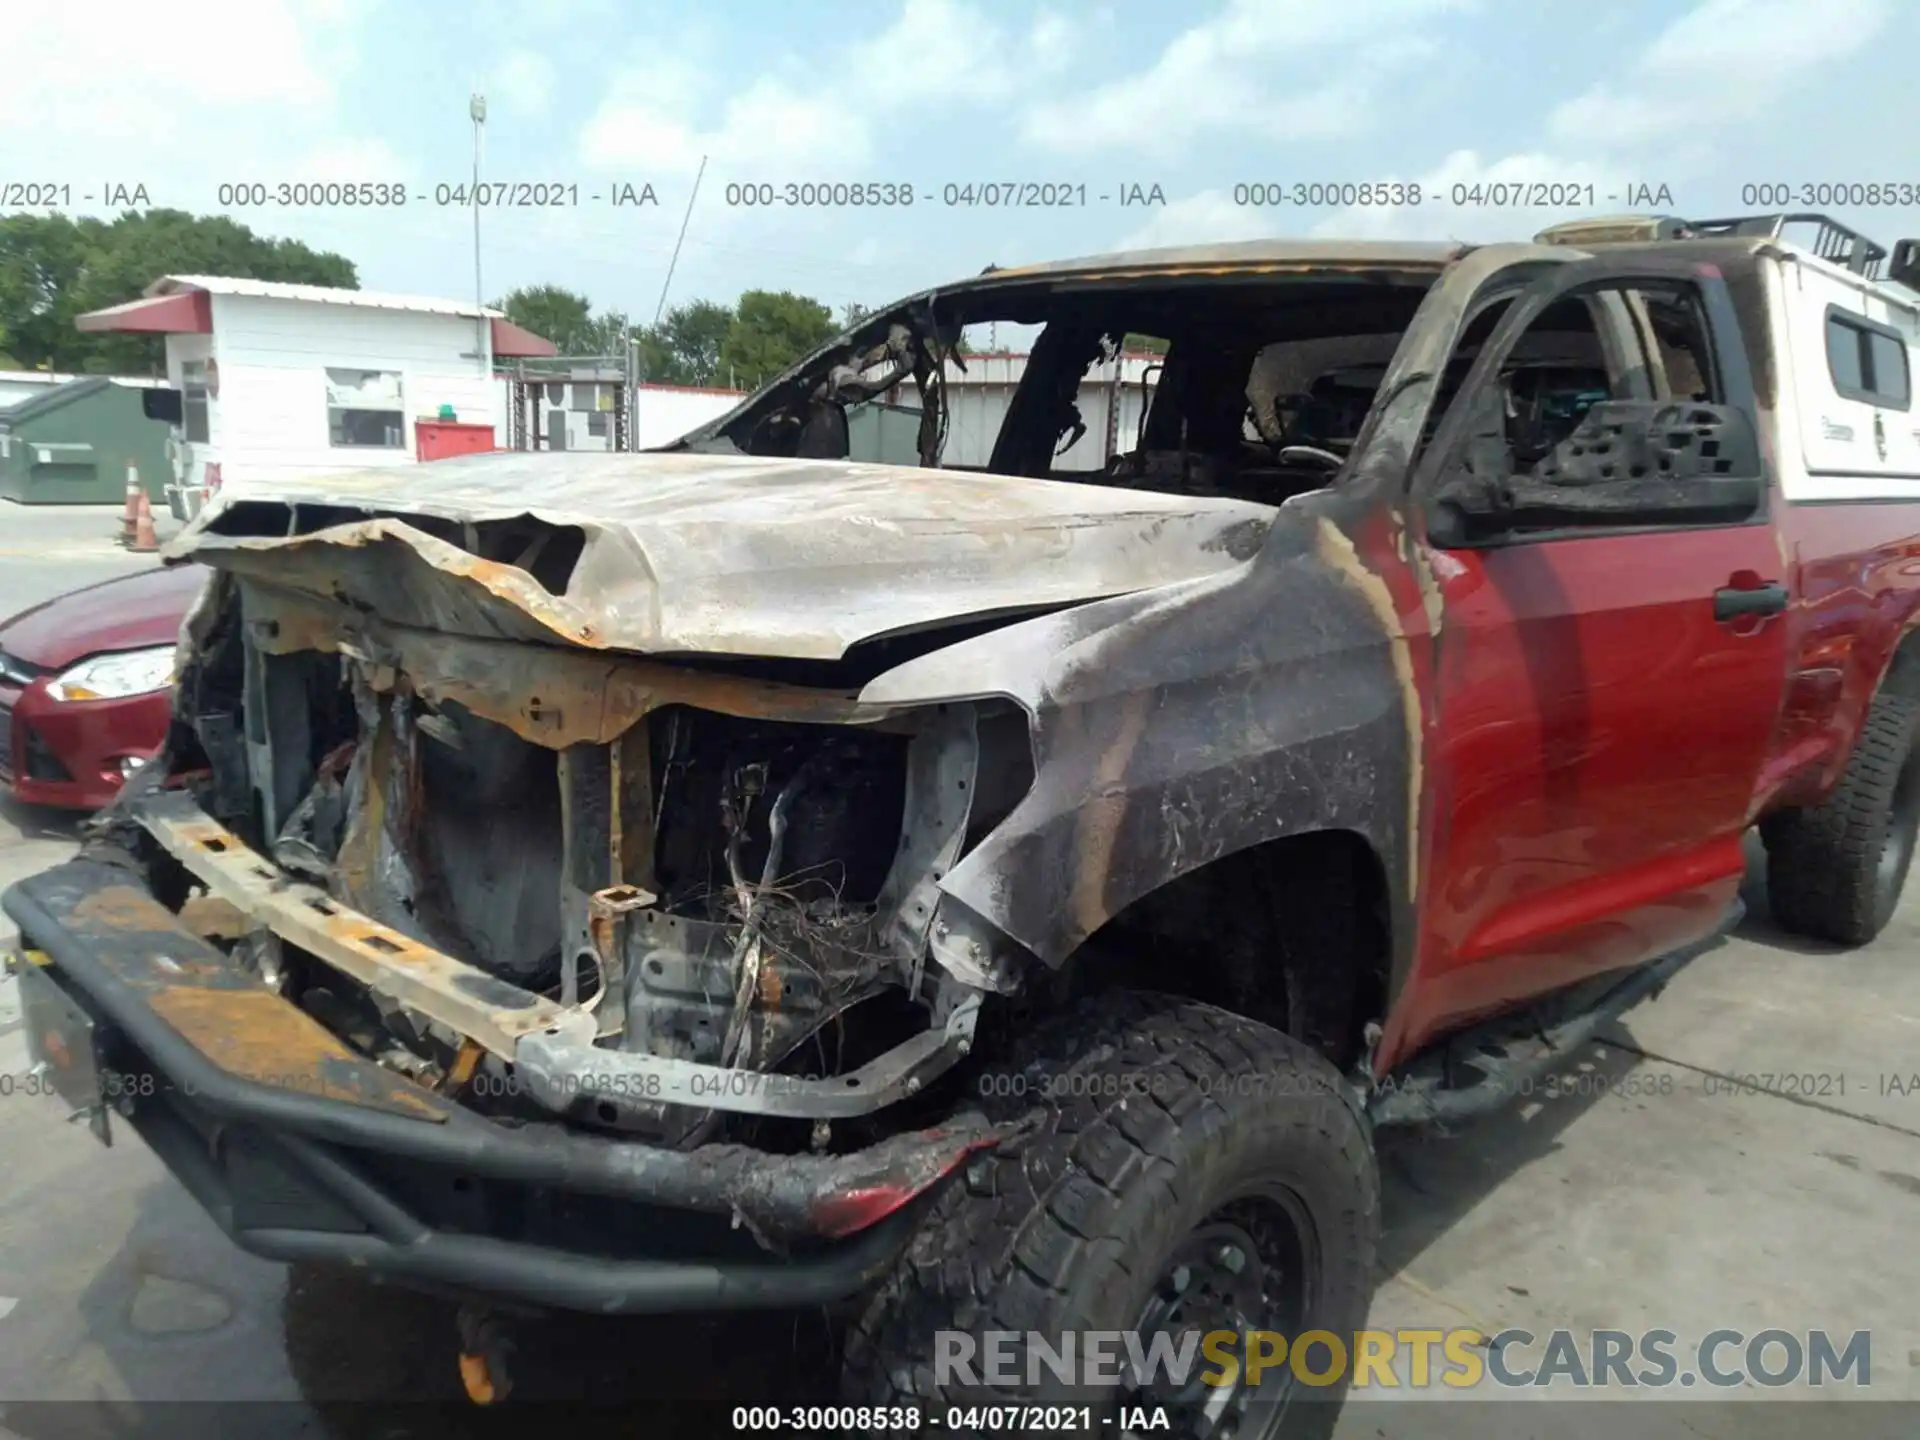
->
[[869, 350, 1162, 468], [495, 370, 745, 452], [631, 382, 746, 448], [76, 275, 556, 513]]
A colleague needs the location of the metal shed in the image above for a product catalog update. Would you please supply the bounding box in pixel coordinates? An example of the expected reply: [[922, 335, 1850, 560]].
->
[[0, 378, 169, 505]]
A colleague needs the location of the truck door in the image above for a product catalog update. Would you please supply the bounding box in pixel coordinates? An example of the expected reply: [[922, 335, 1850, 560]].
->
[[1392, 257, 1789, 1054]]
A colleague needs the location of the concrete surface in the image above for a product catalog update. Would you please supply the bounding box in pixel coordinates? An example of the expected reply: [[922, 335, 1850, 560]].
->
[[1, 500, 1917, 1436]]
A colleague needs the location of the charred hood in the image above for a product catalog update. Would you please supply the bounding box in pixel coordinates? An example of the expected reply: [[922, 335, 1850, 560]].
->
[[163, 450, 1276, 659]]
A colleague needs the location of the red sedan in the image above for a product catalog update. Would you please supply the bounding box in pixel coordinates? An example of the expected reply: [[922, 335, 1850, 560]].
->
[[0, 564, 206, 810]]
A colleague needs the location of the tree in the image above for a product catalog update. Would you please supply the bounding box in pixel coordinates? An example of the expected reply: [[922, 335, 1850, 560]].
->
[[487, 285, 844, 390], [580, 308, 633, 359], [634, 298, 734, 385], [0, 213, 90, 370], [494, 285, 598, 355], [662, 299, 733, 384], [0, 209, 357, 373], [717, 289, 838, 390]]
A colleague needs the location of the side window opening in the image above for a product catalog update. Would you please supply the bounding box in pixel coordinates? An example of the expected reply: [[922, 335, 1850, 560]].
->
[[1431, 282, 1729, 476], [1417, 293, 1613, 467], [728, 279, 1436, 505], [1632, 287, 1721, 403], [1826, 307, 1912, 410]]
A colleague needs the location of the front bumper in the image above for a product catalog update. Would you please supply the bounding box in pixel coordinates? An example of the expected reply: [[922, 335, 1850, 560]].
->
[[0, 675, 170, 810], [2, 854, 998, 1315]]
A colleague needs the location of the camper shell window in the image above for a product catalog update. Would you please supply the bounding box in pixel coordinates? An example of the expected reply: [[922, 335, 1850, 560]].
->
[[1825, 305, 1912, 410]]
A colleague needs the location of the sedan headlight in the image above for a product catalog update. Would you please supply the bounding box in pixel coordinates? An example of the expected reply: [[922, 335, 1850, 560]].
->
[[45, 646, 176, 702]]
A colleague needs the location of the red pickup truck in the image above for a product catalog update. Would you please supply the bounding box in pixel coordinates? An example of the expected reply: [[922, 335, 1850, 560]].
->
[[7, 211, 1920, 1434]]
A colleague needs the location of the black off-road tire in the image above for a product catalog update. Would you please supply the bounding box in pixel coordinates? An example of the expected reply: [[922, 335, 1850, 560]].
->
[[840, 990, 1379, 1439], [1763, 690, 1920, 946]]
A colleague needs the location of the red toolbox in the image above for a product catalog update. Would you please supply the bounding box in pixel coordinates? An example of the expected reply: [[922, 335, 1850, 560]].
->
[[415, 420, 497, 462]]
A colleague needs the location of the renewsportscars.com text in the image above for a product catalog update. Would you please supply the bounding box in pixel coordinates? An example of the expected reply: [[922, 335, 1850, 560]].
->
[[934, 1327, 1873, 1391]]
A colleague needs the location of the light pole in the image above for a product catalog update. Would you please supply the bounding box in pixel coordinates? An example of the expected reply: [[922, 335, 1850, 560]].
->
[[468, 88, 487, 374], [469, 93, 487, 306]]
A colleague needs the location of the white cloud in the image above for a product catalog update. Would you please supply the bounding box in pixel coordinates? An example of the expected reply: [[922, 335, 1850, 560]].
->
[[1028, 8, 1089, 73], [1021, 0, 1473, 158], [287, 139, 419, 185], [1548, 0, 1891, 150], [1307, 0, 1896, 243], [492, 52, 557, 118], [0, 0, 397, 225], [1302, 150, 1630, 242], [0, 0, 339, 142], [578, 0, 1093, 180], [580, 61, 867, 178], [851, 0, 1016, 102], [1117, 188, 1285, 250]]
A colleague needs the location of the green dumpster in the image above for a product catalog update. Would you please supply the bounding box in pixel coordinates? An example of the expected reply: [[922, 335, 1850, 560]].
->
[[0, 378, 170, 505]]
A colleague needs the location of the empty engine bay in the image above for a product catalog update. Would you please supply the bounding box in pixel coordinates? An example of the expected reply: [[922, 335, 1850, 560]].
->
[[139, 574, 1034, 1151]]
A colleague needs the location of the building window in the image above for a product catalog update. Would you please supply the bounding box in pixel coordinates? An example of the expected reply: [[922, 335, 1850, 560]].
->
[[326, 368, 406, 447], [181, 360, 212, 443], [1826, 308, 1912, 410], [587, 410, 608, 437], [572, 381, 615, 412]]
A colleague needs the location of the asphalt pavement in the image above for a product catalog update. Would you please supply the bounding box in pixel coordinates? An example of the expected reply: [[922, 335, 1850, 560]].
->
[[1, 500, 1917, 1437]]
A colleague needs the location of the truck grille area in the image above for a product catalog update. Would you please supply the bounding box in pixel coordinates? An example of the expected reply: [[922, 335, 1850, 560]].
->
[[161, 576, 991, 1143]]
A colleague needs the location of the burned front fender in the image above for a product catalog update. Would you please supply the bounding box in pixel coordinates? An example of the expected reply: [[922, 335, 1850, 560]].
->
[[861, 500, 1423, 979]]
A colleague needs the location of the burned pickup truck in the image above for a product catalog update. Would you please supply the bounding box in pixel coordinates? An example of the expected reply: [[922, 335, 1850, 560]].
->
[[10, 214, 1920, 1435]]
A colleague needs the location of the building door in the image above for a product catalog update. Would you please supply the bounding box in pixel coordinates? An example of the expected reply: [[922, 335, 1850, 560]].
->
[[547, 408, 568, 451]]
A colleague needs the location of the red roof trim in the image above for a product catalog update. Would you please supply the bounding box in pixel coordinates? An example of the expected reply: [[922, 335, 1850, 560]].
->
[[75, 290, 213, 335], [491, 317, 558, 357]]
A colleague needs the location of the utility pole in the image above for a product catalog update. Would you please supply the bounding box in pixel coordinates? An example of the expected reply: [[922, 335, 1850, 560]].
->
[[470, 93, 488, 370]]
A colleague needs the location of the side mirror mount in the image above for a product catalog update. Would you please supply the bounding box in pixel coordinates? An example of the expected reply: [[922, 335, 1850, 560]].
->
[[1430, 399, 1765, 547], [1891, 238, 1920, 292], [141, 387, 184, 424]]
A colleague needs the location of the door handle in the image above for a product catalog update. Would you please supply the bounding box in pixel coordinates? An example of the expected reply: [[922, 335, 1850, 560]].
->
[[1713, 581, 1788, 621]]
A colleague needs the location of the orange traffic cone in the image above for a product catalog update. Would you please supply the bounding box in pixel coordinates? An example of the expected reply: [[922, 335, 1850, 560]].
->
[[130, 490, 159, 553], [120, 466, 142, 547]]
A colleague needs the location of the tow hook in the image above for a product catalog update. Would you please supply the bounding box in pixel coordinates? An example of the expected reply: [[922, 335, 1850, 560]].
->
[[456, 1304, 514, 1404]]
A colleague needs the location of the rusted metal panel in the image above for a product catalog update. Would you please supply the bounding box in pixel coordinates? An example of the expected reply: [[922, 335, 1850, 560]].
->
[[240, 584, 905, 748], [166, 452, 1280, 661], [43, 875, 449, 1123], [138, 791, 590, 1060], [147, 987, 446, 1120], [611, 723, 656, 892]]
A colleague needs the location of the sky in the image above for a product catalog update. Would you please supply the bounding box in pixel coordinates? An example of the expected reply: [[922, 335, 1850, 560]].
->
[[6, 0, 1920, 323]]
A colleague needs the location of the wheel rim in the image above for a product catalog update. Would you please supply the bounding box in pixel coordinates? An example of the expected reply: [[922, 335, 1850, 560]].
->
[[1876, 746, 1920, 924], [1119, 1188, 1318, 1440]]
